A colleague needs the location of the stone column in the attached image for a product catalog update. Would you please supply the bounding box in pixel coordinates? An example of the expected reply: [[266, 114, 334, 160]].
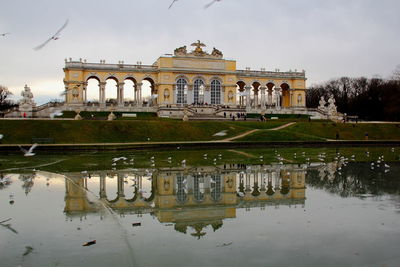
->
[[117, 82, 124, 107], [254, 89, 258, 109], [136, 82, 142, 107], [204, 85, 211, 104], [82, 83, 87, 103], [289, 90, 293, 108], [260, 86, 266, 109], [245, 86, 252, 110], [268, 90, 273, 106], [99, 82, 106, 107], [187, 84, 193, 105]]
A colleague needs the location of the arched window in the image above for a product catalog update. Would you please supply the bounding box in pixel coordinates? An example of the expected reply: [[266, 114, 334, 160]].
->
[[193, 79, 204, 104], [176, 78, 188, 104], [211, 80, 221, 105], [193, 175, 205, 202], [210, 174, 222, 202], [176, 174, 187, 203]]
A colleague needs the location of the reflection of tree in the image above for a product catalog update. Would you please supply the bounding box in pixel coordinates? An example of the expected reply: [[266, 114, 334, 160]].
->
[[306, 163, 400, 198], [0, 174, 12, 190], [19, 174, 35, 195]]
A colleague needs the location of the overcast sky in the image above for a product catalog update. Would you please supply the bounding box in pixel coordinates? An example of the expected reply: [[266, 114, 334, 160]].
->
[[1, 0, 400, 104]]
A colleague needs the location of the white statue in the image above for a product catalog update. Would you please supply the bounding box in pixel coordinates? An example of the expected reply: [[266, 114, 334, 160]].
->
[[327, 96, 337, 115], [318, 96, 326, 112], [20, 85, 35, 105]]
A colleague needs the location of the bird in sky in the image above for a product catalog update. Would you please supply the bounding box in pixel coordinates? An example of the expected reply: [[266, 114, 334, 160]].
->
[[33, 19, 69, 51], [168, 0, 178, 9], [19, 143, 38, 157], [0, 32, 11, 37], [204, 0, 222, 9]]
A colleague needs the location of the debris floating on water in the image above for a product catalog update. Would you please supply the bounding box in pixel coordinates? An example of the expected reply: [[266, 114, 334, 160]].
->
[[132, 222, 141, 227]]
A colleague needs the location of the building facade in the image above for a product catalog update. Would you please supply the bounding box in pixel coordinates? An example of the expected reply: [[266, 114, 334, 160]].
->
[[63, 41, 307, 114]]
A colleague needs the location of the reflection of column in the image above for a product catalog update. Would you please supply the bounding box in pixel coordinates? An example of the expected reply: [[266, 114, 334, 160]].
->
[[245, 173, 251, 192], [117, 174, 125, 198], [245, 86, 251, 110], [260, 86, 266, 109], [136, 83, 142, 107], [117, 82, 124, 106], [99, 174, 106, 199], [99, 82, 106, 106]]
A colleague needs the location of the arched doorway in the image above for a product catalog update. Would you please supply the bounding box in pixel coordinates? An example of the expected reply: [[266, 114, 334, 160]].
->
[[266, 82, 275, 107], [86, 76, 100, 104], [236, 81, 246, 107], [105, 77, 118, 106], [123, 77, 136, 106], [281, 83, 290, 108], [142, 77, 156, 107]]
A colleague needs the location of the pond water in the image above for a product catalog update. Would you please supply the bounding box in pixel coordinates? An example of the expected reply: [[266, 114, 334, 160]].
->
[[1, 147, 400, 267]]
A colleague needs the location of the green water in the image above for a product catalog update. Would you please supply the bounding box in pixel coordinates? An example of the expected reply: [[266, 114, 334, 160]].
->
[[1, 147, 400, 266]]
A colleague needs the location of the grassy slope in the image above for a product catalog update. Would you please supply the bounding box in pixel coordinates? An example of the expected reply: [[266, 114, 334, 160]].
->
[[0, 120, 285, 144], [237, 122, 400, 141]]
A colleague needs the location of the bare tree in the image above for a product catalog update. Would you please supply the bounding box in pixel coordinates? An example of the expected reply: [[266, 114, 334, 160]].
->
[[392, 65, 400, 81], [0, 85, 14, 111]]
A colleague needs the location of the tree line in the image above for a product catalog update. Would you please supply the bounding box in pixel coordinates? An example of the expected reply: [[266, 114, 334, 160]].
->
[[306, 66, 400, 121]]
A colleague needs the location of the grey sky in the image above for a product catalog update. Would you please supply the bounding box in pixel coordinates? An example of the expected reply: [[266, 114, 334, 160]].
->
[[1, 0, 400, 104]]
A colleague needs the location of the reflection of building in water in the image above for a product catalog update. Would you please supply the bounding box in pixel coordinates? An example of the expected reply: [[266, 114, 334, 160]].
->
[[64, 165, 306, 237]]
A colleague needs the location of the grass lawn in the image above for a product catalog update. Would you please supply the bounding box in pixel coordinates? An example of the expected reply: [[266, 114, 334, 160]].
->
[[289, 122, 400, 140], [0, 120, 285, 144]]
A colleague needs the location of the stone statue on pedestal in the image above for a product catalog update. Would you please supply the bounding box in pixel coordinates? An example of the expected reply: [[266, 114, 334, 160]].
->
[[327, 96, 337, 116], [19, 85, 36, 117]]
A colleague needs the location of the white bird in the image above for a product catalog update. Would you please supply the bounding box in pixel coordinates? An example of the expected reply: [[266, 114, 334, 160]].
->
[[34, 19, 69, 50], [0, 134, 3, 139], [168, 0, 178, 9], [0, 32, 11, 37], [203, 154, 207, 157], [237, 191, 245, 197], [19, 143, 38, 157], [181, 159, 186, 165], [204, 0, 222, 9]]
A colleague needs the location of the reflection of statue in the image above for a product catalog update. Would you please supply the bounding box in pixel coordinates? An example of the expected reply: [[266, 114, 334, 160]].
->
[[174, 45, 187, 56], [211, 47, 223, 58], [20, 85, 35, 105]]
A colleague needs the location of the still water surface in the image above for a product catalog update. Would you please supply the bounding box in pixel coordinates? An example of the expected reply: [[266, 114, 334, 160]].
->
[[1, 147, 400, 266]]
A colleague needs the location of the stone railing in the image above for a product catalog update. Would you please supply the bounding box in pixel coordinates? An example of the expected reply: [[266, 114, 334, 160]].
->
[[65, 61, 158, 71], [236, 69, 306, 79]]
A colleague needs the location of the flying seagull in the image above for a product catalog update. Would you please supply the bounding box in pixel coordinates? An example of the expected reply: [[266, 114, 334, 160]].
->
[[19, 143, 38, 157], [168, 0, 178, 9], [0, 32, 11, 37], [33, 19, 69, 50], [204, 0, 221, 9]]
